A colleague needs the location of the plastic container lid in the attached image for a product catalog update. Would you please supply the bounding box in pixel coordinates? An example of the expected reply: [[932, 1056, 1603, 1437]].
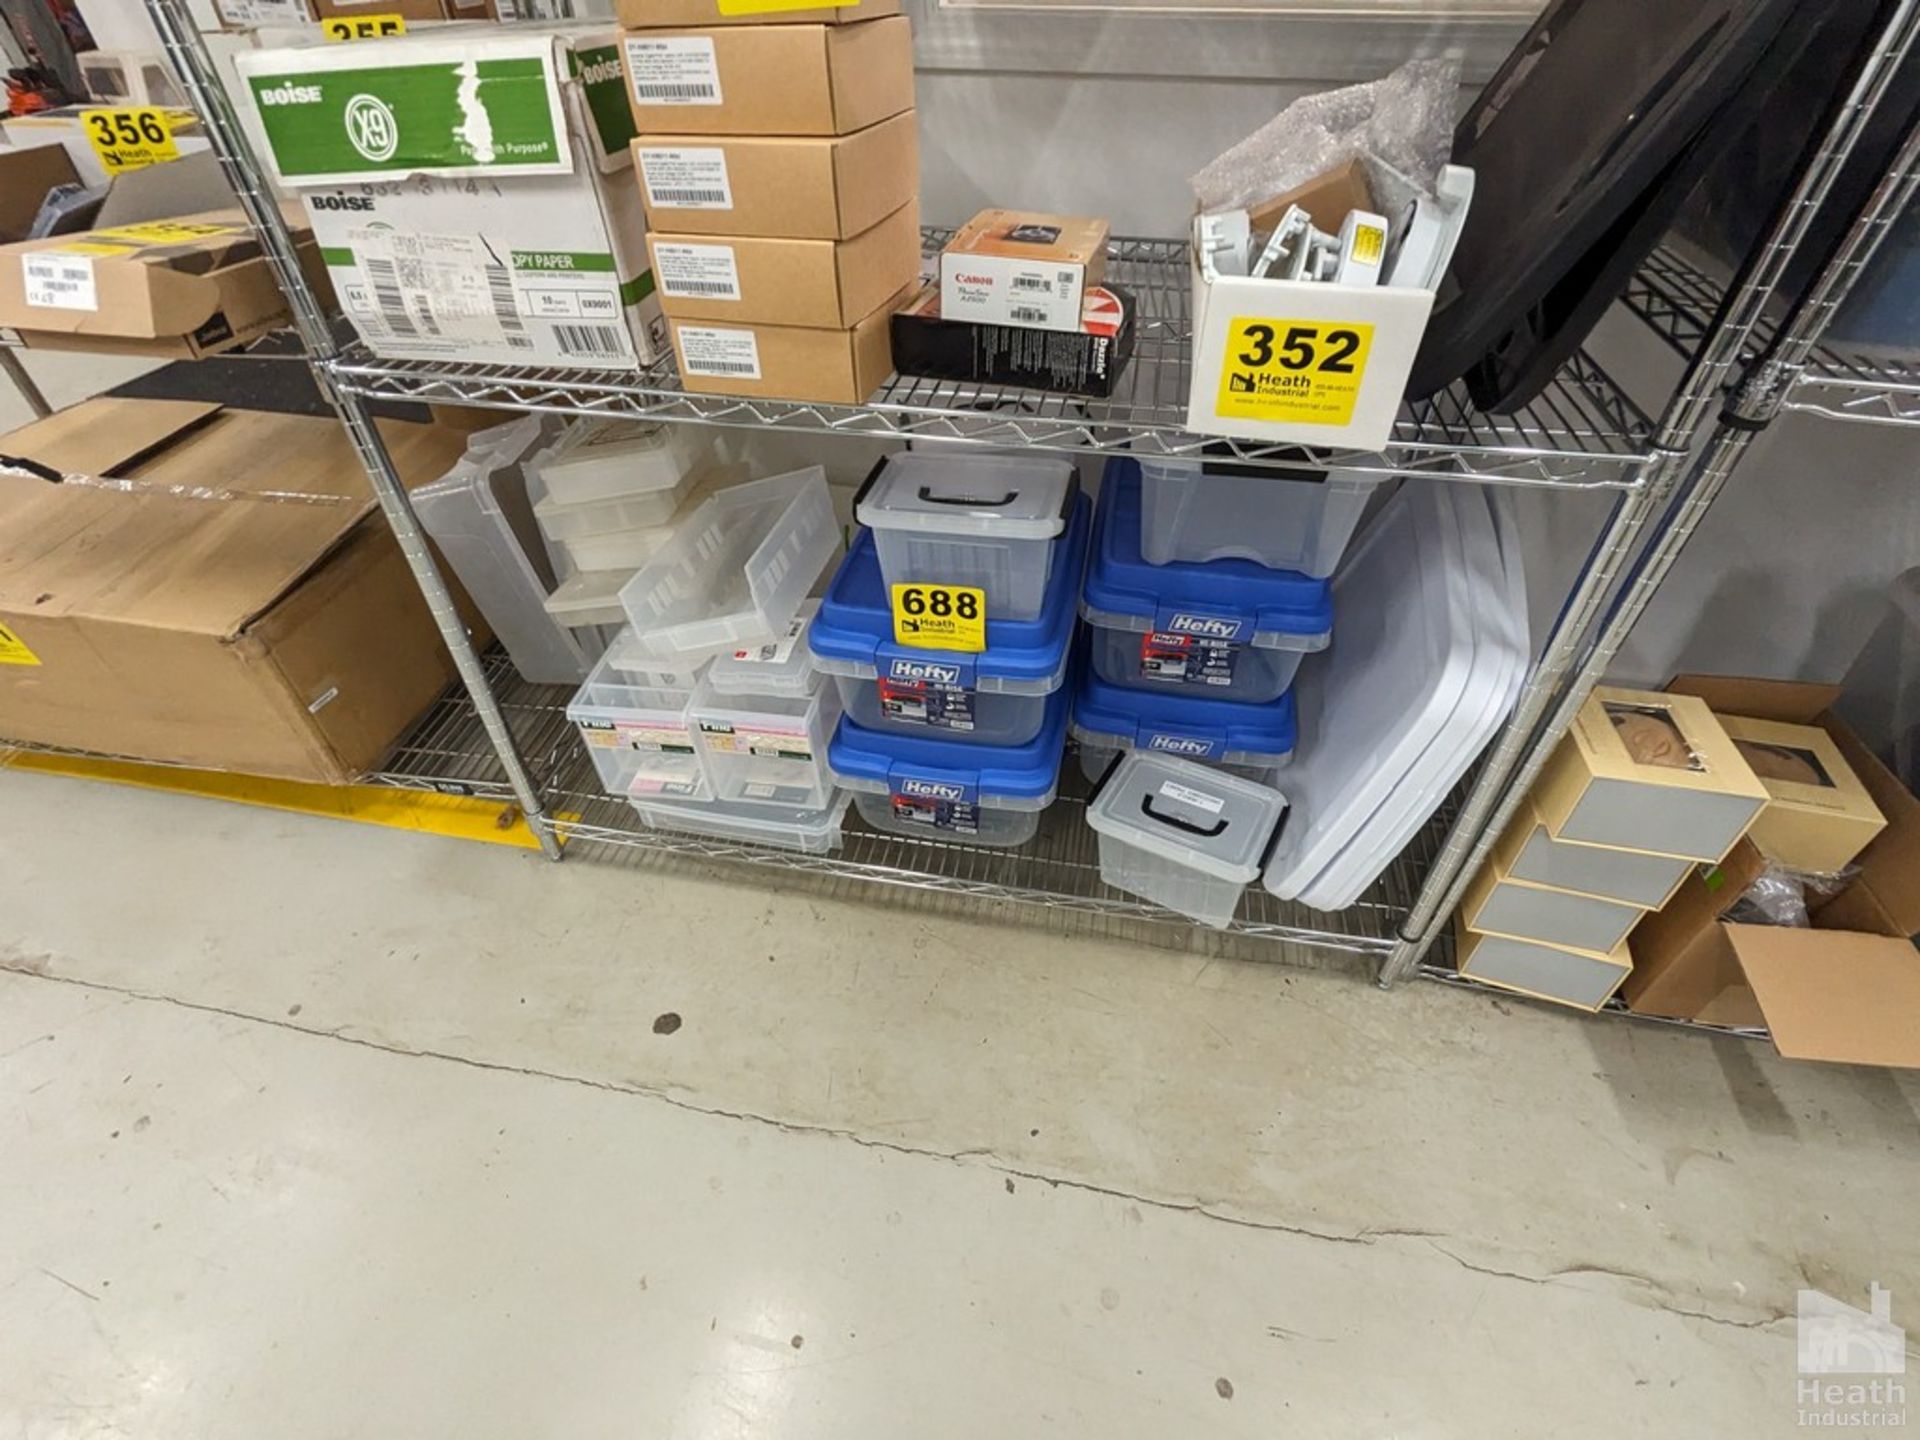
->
[[855, 452, 1077, 540], [1086, 752, 1287, 883], [1082, 460, 1334, 646], [1071, 652, 1298, 763], [707, 600, 821, 698], [827, 684, 1069, 806], [810, 495, 1090, 693], [544, 568, 635, 629]]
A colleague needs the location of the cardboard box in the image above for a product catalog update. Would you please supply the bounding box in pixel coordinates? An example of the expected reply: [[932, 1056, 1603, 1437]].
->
[[238, 28, 668, 369], [646, 200, 918, 326], [890, 281, 1135, 398], [1456, 922, 1633, 1013], [939, 208, 1110, 330], [621, 18, 911, 137], [0, 145, 80, 244], [632, 111, 916, 239], [617, 0, 898, 28], [0, 399, 472, 785], [1719, 712, 1887, 874], [669, 283, 909, 402], [1461, 850, 1645, 956], [307, 0, 497, 20], [1532, 685, 1768, 862], [1623, 676, 1920, 1068], [1245, 157, 1375, 239], [1489, 793, 1693, 909]]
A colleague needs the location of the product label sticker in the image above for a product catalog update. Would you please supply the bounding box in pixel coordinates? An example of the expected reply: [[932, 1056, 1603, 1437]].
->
[[653, 242, 742, 302], [83, 107, 179, 175], [0, 621, 41, 667], [890, 584, 987, 653], [728, 613, 806, 666], [889, 776, 980, 835], [1140, 631, 1240, 688], [1350, 223, 1385, 266], [322, 12, 405, 38], [677, 325, 761, 380], [1145, 732, 1224, 761], [624, 36, 722, 106], [878, 655, 978, 733], [699, 718, 813, 760], [214, 0, 308, 25], [718, 0, 858, 11], [1158, 779, 1226, 815], [637, 147, 734, 210], [1214, 317, 1376, 428], [22, 254, 96, 311], [577, 718, 695, 754]]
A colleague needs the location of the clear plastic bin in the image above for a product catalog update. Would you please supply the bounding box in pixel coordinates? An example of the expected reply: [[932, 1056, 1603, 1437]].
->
[[533, 479, 700, 542], [532, 419, 712, 507], [620, 467, 838, 663], [847, 788, 1046, 848], [1069, 654, 1297, 783], [856, 452, 1077, 621], [1083, 612, 1320, 703], [689, 663, 841, 809], [561, 526, 675, 573], [544, 568, 635, 630], [1085, 752, 1288, 928], [566, 646, 709, 800], [631, 790, 851, 855], [706, 602, 819, 698], [1136, 459, 1385, 575]]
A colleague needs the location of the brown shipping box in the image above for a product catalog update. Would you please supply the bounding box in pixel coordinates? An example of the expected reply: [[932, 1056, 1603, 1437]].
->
[[0, 399, 473, 785], [0, 144, 80, 243], [623, 18, 912, 137], [618, 0, 898, 28], [633, 111, 917, 239], [1623, 676, 1920, 1069], [669, 283, 909, 403], [647, 201, 919, 326]]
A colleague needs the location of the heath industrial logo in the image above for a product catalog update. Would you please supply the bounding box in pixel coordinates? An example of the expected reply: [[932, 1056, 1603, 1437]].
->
[[1796, 1284, 1907, 1429], [345, 93, 399, 163]]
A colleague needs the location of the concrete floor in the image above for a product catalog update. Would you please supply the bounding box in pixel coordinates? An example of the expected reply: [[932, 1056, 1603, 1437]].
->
[[2, 768, 1917, 1438]]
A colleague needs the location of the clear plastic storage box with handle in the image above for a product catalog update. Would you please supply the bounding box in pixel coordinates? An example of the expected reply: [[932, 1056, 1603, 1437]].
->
[[1071, 652, 1297, 785], [1085, 752, 1289, 928], [688, 642, 843, 810], [855, 452, 1078, 621], [566, 644, 711, 801], [1136, 458, 1387, 575]]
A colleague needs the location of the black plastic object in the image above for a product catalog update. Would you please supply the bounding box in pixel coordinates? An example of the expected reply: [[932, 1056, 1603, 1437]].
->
[[1407, 0, 1816, 412]]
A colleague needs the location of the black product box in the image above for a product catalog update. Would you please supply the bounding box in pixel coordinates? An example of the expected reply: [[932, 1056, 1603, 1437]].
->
[[889, 282, 1134, 397]]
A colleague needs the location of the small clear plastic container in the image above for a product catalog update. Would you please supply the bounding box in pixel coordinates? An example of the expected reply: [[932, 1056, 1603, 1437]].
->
[[533, 477, 701, 542], [707, 601, 819, 698], [1136, 458, 1386, 576], [532, 419, 712, 507], [689, 658, 842, 809], [856, 452, 1077, 621], [620, 466, 838, 664], [566, 645, 710, 801], [1085, 752, 1288, 929], [560, 526, 675, 573], [543, 568, 635, 630], [630, 789, 852, 855]]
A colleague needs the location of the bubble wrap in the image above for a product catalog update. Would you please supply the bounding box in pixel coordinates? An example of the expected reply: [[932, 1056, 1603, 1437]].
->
[[1190, 56, 1461, 216]]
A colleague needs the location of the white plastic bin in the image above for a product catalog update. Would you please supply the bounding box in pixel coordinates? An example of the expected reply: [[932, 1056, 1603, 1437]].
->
[[856, 452, 1077, 621], [566, 645, 710, 801], [1136, 459, 1386, 575], [532, 419, 712, 506], [1085, 752, 1288, 928], [689, 662, 841, 809], [620, 467, 838, 663], [631, 790, 851, 855]]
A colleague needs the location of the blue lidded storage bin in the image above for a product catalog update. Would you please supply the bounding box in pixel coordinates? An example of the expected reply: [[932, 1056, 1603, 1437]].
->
[[1071, 650, 1297, 785], [810, 495, 1089, 746], [1082, 459, 1333, 702], [827, 684, 1069, 848]]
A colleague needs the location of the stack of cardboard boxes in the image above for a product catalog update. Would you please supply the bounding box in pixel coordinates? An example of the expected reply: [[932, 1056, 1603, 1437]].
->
[[619, 0, 920, 403]]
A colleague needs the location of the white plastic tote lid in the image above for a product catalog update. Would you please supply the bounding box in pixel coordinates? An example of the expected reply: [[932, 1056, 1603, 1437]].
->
[[855, 452, 1077, 539], [1086, 752, 1287, 883]]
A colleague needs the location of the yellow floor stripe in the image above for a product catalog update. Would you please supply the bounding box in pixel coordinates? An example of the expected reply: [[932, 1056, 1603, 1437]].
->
[[0, 748, 556, 851]]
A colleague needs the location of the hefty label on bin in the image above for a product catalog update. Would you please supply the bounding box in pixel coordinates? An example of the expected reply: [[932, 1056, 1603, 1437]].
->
[[878, 655, 977, 732], [1154, 607, 1253, 644], [889, 774, 980, 834], [1146, 732, 1223, 760]]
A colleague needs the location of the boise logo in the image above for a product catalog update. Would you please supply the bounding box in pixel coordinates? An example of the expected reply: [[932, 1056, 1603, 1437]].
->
[[344, 93, 399, 163], [888, 659, 961, 685], [577, 57, 623, 87], [899, 778, 965, 802], [311, 194, 375, 212], [1148, 734, 1215, 757], [258, 81, 322, 106], [1167, 613, 1240, 639]]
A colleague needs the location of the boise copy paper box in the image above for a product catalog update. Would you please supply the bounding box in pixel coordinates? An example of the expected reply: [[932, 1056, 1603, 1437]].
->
[[1456, 922, 1632, 1013], [669, 282, 910, 403], [1531, 685, 1768, 862], [939, 209, 1110, 330], [1718, 712, 1888, 874], [617, 0, 899, 28], [237, 28, 667, 369], [1488, 793, 1693, 909], [646, 201, 918, 326], [621, 18, 912, 138], [890, 281, 1135, 397], [633, 111, 916, 239]]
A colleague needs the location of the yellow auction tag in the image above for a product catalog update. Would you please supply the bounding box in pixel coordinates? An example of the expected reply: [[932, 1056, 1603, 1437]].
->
[[1215, 317, 1375, 428], [0, 621, 41, 667], [890, 583, 986, 653], [82, 108, 180, 175], [91, 220, 239, 246], [717, 0, 856, 11], [323, 12, 405, 38]]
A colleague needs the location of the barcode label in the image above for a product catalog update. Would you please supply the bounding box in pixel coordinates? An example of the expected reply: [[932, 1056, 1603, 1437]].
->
[[23, 253, 97, 311], [693, 360, 756, 375], [1011, 275, 1051, 292], [624, 35, 722, 107], [1009, 305, 1050, 324], [555, 323, 628, 358], [363, 256, 418, 337], [677, 325, 762, 380], [653, 241, 742, 302], [638, 147, 735, 212], [485, 262, 534, 351]]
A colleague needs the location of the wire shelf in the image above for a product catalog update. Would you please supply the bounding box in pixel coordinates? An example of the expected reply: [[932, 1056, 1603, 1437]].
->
[[326, 233, 1657, 492], [1417, 961, 1774, 1042], [363, 646, 578, 801]]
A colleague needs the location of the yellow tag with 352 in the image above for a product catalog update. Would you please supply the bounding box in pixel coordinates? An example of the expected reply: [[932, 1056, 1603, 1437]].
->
[[891, 583, 986, 653], [1215, 317, 1375, 428]]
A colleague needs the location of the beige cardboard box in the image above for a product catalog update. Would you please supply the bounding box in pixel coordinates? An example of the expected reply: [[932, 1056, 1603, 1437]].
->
[[633, 111, 917, 239], [1489, 793, 1694, 909], [669, 283, 909, 402], [1533, 685, 1769, 862], [618, 0, 898, 28], [1624, 676, 1920, 1068], [939, 208, 1110, 330], [622, 18, 912, 136], [1456, 923, 1633, 1013], [1719, 712, 1887, 874], [0, 144, 79, 243], [0, 399, 473, 785], [647, 201, 918, 326], [1460, 852, 1646, 957]]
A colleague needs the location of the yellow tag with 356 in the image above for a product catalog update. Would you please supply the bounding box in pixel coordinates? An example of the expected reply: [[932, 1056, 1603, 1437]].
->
[[891, 584, 986, 653], [1215, 317, 1375, 428], [83, 108, 179, 176], [323, 12, 405, 38]]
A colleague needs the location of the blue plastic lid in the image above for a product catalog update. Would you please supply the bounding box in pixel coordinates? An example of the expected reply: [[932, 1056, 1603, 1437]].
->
[[810, 494, 1090, 689], [827, 683, 1069, 802], [1082, 459, 1335, 641], [1074, 653, 1298, 761]]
